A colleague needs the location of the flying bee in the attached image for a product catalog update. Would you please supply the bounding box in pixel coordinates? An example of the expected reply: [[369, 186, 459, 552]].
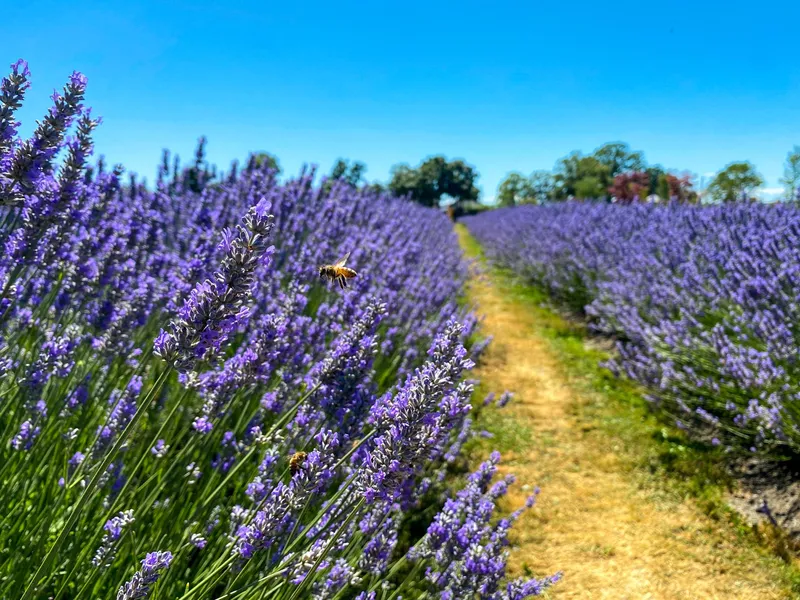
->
[[289, 451, 308, 475], [319, 251, 358, 290]]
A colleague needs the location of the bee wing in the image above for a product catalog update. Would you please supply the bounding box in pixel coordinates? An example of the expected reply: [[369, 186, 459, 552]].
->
[[333, 251, 351, 268]]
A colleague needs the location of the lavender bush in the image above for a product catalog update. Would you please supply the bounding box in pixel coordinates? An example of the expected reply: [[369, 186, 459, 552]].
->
[[0, 61, 558, 599], [465, 202, 800, 457]]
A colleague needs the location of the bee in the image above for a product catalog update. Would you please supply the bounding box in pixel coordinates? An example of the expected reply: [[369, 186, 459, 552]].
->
[[289, 451, 308, 475], [318, 251, 358, 290]]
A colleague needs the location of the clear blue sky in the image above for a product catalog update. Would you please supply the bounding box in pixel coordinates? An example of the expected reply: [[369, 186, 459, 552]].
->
[[4, 0, 799, 202]]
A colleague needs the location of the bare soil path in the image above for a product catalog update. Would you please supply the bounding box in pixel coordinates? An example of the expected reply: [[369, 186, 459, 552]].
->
[[457, 225, 795, 600]]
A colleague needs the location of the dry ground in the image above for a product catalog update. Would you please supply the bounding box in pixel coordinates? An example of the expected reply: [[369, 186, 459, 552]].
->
[[457, 225, 794, 600]]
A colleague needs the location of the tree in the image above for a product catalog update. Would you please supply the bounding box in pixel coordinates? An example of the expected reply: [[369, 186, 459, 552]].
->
[[328, 158, 366, 188], [707, 162, 764, 202], [363, 182, 386, 194], [780, 146, 800, 200], [661, 173, 696, 203], [526, 171, 554, 204], [440, 159, 479, 204], [184, 136, 212, 193], [645, 165, 666, 198], [608, 171, 650, 203], [553, 152, 610, 199], [496, 173, 533, 207], [593, 142, 645, 178], [388, 156, 479, 207], [247, 152, 281, 174], [574, 176, 605, 199]]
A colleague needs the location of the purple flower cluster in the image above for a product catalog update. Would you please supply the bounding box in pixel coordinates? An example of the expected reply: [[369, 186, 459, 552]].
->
[[465, 201, 800, 455], [0, 60, 557, 599], [408, 453, 560, 599], [115, 551, 173, 600]]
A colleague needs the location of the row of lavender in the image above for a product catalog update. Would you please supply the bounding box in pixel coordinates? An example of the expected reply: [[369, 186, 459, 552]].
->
[[464, 201, 800, 457], [0, 61, 559, 599]]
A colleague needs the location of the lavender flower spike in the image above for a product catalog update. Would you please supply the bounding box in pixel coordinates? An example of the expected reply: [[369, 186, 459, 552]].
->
[[1, 68, 87, 204], [116, 551, 173, 600], [154, 197, 276, 372], [0, 59, 31, 178]]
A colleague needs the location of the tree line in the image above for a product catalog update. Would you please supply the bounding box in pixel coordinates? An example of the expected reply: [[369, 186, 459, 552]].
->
[[496, 143, 800, 206], [155, 138, 800, 209]]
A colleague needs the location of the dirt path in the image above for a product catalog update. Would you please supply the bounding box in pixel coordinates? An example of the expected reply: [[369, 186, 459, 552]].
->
[[457, 225, 793, 600]]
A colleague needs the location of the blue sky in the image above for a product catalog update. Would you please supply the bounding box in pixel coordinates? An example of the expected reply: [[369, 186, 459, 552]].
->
[[4, 0, 799, 202]]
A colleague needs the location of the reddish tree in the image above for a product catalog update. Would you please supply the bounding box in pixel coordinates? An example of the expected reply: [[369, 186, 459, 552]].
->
[[608, 171, 650, 203], [664, 173, 696, 202]]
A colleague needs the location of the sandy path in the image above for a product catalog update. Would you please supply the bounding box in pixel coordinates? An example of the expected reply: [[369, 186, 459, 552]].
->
[[457, 225, 790, 600]]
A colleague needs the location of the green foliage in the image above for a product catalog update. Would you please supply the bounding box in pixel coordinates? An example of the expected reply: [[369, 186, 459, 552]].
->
[[552, 142, 645, 200], [247, 151, 281, 174], [184, 136, 211, 193], [496, 172, 533, 207], [553, 153, 610, 200], [528, 170, 555, 204], [328, 158, 366, 188], [780, 146, 800, 200], [388, 155, 479, 207], [707, 161, 764, 202], [496, 170, 554, 207], [593, 142, 645, 178], [573, 175, 606, 199]]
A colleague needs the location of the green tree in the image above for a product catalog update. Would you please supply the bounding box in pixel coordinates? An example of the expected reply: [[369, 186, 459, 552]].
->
[[329, 158, 366, 187], [707, 162, 764, 202], [496, 172, 533, 207], [247, 152, 281, 174], [363, 182, 386, 194], [553, 153, 610, 199], [388, 156, 479, 207], [593, 142, 645, 178], [780, 146, 800, 200], [574, 176, 606, 199], [184, 136, 212, 193], [528, 170, 554, 204], [645, 165, 666, 198]]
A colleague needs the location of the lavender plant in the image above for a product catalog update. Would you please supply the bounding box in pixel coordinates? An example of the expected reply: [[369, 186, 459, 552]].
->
[[0, 60, 557, 600], [465, 201, 800, 457]]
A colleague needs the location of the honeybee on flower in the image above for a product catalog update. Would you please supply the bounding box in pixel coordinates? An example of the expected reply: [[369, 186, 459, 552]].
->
[[289, 451, 308, 475], [318, 251, 358, 289]]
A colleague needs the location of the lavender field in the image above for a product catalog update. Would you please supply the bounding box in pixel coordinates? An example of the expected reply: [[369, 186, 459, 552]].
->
[[0, 62, 562, 598], [464, 202, 800, 458]]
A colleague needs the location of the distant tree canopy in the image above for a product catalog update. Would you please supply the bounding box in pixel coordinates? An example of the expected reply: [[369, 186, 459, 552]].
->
[[781, 146, 800, 200], [496, 173, 534, 207], [608, 171, 650, 203], [496, 170, 555, 206], [183, 136, 213, 193], [552, 142, 644, 200], [328, 158, 366, 188], [499, 141, 702, 204], [707, 162, 764, 202], [388, 156, 479, 208], [553, 153, 610, 200], [247, 152, 281, 174]]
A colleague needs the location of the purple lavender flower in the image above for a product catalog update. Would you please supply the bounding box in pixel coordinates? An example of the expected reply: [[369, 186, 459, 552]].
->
[[496, 390, 514, 408], [115, 551, 173, 600], [0, 59, 31, 182], [234, 430, 340, 560], [11, 420, 40, 450], [150, 440, 168, 458], [93, 510, 135, 568], [359, 321, 474, 503], [408, 453, 559, 598], [1, 68, 87, 205], [154, 198, 275, 372]]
